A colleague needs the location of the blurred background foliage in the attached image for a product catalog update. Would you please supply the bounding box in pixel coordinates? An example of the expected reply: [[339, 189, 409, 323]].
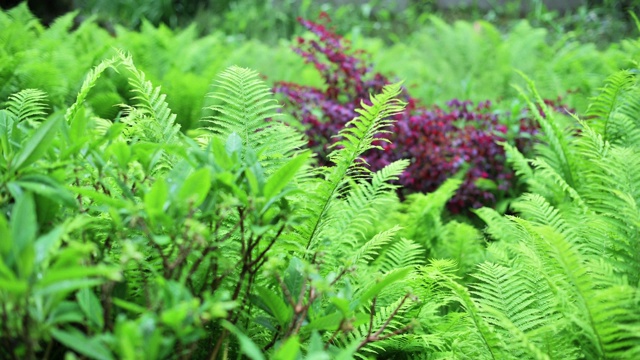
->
[[1, 0, 639, 129], [2, 0, 639, 45]]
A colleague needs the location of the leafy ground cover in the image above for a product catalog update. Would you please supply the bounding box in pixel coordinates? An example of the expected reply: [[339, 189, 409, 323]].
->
[[1, 3, 640, 360]]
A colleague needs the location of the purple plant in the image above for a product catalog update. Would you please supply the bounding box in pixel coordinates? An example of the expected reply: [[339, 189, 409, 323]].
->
[[274, 15, 569, 213]]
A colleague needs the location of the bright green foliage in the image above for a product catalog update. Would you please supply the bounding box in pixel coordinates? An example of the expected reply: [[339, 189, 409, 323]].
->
[[0, 58, 443, 359], [431, 73, 640, 359]]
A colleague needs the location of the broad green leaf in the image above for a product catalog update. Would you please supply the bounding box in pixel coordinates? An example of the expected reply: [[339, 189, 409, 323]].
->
[[0, 277, 28, 294], [226, 132, 243, 156], [222, 320, 265, 360], [253, 286, 293, 326], [264, 151, 310, 199], [107, 141, 132, 169], [0, 214, 10, 256], [69, 105, 88, 144], [0, 109, 13, 156], [211, 136, 232, 169], [273, 335, 300, 360], [177, 168, 211, 208], [11, 112, 63, 172], [144, 179, 168, 218], [77, 287, 105, 330], [34, 278, 104, 297], [353, 267, 412, 309], [47, 301, 85, 326], [9, 192, 36, 275], [284, 258, 305, 303], [50, 328, 114, 360], [71, 187, 132, 209], [14, 174, 77, 208], [34, 225, 65, 265], [112, 297, 148, 314]]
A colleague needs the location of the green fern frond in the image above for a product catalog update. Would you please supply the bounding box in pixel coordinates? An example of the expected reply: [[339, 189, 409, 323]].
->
[[203, 66, 305, 171], [431, 264, 508, 360], [65, 56, 118, 124], [117, 50, 181, 144], [473, 207, 522, 244], [515, 73, 576, 188], [434, 221, 485, 278], [328, 159, 409, 255], [292, 83, 405, 253], [586, 69, 637, 142], [399, 178, 462, 250], [511, 193, 581, 244], [6, 88, 48, 126], [349, 226, 401, 268], [375, 238, 425, 273]]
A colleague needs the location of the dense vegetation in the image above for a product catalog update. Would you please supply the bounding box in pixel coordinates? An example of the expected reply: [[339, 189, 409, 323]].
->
[[1, 2, 640, 359]]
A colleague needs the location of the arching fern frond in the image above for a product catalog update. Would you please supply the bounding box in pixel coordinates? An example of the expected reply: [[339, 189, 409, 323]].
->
[[586, 69, 638, 143], [203, 66, 305, 171], [5, 88, 48, 126], [117, 50, 181, 145], [65, 56, 118, 124], [515, 73, 576, 189], [291, 83, 405, 254]]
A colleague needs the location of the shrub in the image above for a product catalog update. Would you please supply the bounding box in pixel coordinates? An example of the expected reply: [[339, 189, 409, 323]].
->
[[274, 15, 570, 213]]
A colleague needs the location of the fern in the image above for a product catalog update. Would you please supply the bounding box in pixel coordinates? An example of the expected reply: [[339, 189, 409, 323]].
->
[[587, 69, 640, 144], [515, 73, 576, 189], [291, 82, 405, 253], [203, 66, 305, 171], [117, 51, 181, 145], [5, 88, 48, 126]]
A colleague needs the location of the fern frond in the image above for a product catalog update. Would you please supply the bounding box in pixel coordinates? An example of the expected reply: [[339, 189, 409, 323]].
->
[[117, 50, 181, 144], [6, 88, 48, 125], [65, 56, 118, 124], [586, 69, 637, 142], [400, 178, 462, 250], [375, 238, 425, 274], [515, 73, 576, 188], [203, 66, 305, 171], [349, 226, 401, 268], [430, 264, 508, 360], [328, 159, 409, 255], [292, 83, 405, 254]]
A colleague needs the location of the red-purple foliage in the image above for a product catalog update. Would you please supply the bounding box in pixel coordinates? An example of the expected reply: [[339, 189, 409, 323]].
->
[[274, 15, 568, 213]]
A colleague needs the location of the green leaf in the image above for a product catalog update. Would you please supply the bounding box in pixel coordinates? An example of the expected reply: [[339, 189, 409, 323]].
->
[[353, 267, 412, 308], [11, 113, 63, 172], [50, 328, 114, 360], [144, 179, 168, 218], [14, 174, 77, 208], [34, 225, 65, 265], [177, 167, 211, 208], [9, 192, 36, 276], [211, 136, 232, 169], [0, 214, 10, 256], [77, 287, 105, 330], [107, 141, 132, 169], [273, 335, 300, 360], [0, 109, 14, 156], [264, 151, 310, 199], [222, 320, 265, 360], [306, 331, 330, 360], [47, 301, 85, 326], [253, 286, 292, 327], [226, 132, 243, 156]]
